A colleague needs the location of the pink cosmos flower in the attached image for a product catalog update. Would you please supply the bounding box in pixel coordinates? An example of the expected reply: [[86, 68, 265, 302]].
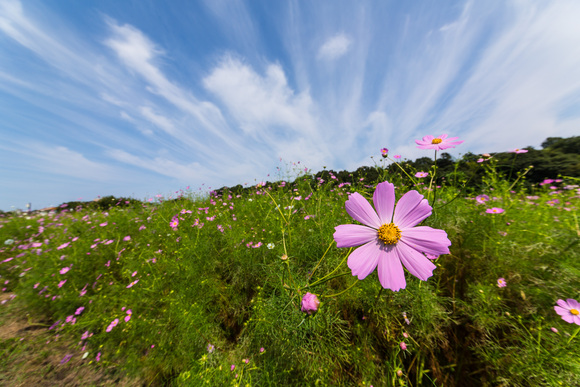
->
[[400, 342, 407, 351], [75, 306, 85, 315], [57, 242, 70, 250], [475, 194, 490, 204], [59, 267, 70, 275], [106, 318, 119, 332], [486, 208, 504, 214], [301, 292, 320, 314], [123, 236, 131, 241], [554, 299, 580, 325], [380, 148, 388, 157], [394, 155, 401, 159], [415, 172, 428, 178], [333, 181, 451, 291], [509, 148, 528, 154], [497, 278, 507, 288], [415, 134, 463, 151]]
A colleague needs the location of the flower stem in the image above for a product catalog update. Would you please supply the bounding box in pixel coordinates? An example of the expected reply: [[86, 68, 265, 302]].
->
[[567, 326, 580, 345]]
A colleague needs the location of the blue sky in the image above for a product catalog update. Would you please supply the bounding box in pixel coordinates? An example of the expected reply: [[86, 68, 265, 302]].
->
[[1, 0, 579, 211]]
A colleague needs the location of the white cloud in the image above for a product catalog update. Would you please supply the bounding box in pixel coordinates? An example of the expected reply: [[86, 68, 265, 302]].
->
[[317, 33, 352, 61], [203, 56, 318, 137], [139, 106, 176, 135]]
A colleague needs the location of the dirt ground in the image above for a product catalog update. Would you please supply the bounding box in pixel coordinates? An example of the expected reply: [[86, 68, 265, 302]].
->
[[0, 293, 144, 387]]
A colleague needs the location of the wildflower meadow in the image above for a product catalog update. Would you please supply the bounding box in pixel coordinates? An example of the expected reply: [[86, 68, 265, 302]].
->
[[1, 135, 579, 386]]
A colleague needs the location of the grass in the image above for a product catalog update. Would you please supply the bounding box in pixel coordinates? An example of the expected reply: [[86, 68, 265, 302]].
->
[[1, 154, 579, 386]]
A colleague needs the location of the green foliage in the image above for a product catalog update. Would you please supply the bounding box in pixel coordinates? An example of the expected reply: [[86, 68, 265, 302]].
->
[[1, 139, 579, 386]]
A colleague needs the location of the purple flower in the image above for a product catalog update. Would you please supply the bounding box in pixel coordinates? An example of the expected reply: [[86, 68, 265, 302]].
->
[[301, 292, 320, 314], [415, 172, 428, 178], [486, 208, 504, 214], [415, 134, 463, 151], [333, 182, 451, 291], [497, 278, 507, 288], [75, 306, 85, 315], [554, 299, 580, 325]]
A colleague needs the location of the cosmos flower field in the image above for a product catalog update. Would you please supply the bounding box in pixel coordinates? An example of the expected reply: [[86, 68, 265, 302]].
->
[[1, 137, 579, 386]]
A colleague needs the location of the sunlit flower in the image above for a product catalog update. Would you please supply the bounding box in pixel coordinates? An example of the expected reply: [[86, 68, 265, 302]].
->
[[267, 243, 275, 249], [415, 134, 463, 151], [415, 172, 428, 178], [170, 217, 179, 229], [59, 267, 70, 275], [486, 208, 504, 214], [333, 182, 451, 291], [301, 292, 320, 314], [509, 148, 528, 154], [394, 155, 401, 159], [497, 278, 507, 288], [554, 299, 580, 325], [380, 148, 388, 158]]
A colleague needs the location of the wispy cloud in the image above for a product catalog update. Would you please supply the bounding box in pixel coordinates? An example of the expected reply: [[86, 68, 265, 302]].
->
[[317, 33, 352, 61], [1, 0, 579, 211]]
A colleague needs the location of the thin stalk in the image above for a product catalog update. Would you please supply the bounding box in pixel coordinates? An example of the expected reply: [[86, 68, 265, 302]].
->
[[567, 326, 580, 345], [322, 280, 359, 298], [303, 272, 352, 290], [308, 240, 335, 280]]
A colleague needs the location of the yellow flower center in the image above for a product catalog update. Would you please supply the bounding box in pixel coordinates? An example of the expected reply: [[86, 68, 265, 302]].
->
[[431, 138, 443, 144], [571, 309, 579, 316], [378, 223, 401, 245]]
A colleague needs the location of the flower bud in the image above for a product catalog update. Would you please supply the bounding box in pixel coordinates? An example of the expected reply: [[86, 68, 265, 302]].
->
[[301, 292, 320, 314]]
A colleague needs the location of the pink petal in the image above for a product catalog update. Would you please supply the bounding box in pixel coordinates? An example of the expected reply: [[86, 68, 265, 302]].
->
[[574, 315, 580, 325], [400, 226, 451, 256], [373, 182, 395, 224], [557, 299, 569, 309], [345, 193, 381, 229], [334, 224, 377, 248], [347, 240, 381, 280], [394, 243, 436, 281], [566, 299, 579, 309], [393, 191, 432, 229], [421, 135, 434, 142], [554, 305, 569, 317], [377, 246, 406, 291]]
